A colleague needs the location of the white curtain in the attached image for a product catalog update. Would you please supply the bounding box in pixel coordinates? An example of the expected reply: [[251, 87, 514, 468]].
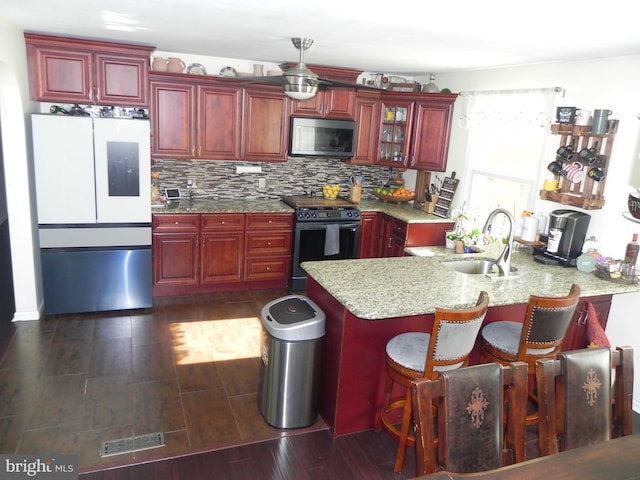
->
[[457, 87, 560, 233], [459, 87, 560, 130]]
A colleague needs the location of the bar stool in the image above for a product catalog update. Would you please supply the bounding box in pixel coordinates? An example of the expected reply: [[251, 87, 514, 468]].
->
[[375, 291, 490, 473], [479, 283, 581, 425]]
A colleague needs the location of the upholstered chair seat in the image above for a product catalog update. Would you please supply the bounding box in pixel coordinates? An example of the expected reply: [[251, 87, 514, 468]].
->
[[480, 284, 581, 425], [376, 291, 490, 473]]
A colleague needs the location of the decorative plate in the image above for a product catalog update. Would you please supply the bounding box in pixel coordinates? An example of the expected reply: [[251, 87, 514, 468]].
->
[[219, 66, 237, 77], [187, 63, 207, 75]]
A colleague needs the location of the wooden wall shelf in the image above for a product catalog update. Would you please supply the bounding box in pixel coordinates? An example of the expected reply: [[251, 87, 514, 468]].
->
[[541, 122, 618, 210]]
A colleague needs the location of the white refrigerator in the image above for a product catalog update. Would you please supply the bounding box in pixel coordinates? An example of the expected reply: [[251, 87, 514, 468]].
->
[[32, 114, 153, 315]]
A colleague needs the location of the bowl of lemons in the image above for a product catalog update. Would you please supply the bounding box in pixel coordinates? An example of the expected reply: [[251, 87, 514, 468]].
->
[[323, 184, 341, 199]]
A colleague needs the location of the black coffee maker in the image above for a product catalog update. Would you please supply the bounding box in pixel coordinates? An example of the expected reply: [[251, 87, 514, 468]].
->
[[534, 209, 590, 266]]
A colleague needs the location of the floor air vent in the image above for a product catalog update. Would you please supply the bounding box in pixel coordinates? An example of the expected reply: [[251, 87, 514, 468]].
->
[[100, 432, 165, 457]]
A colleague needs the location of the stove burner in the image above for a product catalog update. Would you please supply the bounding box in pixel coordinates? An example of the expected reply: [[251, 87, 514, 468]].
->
[[281, 195, 361, 222]]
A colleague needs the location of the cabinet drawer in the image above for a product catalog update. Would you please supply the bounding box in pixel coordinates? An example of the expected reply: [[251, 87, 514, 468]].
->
[[246, 231, 292, 256], [201, 214, 245, 231], [245, 213, 294, 230], [245, 256, 290, 281], [153, 214, 200, 232]]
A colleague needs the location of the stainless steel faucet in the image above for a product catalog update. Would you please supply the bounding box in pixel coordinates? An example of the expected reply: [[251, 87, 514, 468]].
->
[[482, 208, 515, 277]]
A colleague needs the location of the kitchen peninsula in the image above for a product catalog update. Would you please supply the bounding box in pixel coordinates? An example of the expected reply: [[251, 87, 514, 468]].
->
[[302, 246, 640, 437]]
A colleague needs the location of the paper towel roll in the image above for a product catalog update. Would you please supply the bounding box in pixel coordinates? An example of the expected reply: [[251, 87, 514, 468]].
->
[[521, 216, 539, 242]]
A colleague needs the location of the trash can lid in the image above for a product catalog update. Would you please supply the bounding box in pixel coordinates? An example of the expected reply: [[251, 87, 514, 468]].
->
[[261, 294, 325, 341]]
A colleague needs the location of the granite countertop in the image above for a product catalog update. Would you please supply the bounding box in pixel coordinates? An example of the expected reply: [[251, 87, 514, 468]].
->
[[302, 244, 640, 320], [151, 198, 294, 214], [151, 197, 452, 224]]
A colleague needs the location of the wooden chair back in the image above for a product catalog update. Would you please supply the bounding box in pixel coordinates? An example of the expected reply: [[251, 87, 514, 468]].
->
[[423, 290, 490, 378], [536, 346, 634, 456], [411, 361, 528, 475], [516, 283, 581, 370]]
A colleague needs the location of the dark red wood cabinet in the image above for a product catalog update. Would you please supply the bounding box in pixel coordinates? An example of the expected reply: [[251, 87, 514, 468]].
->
[[153, 213, 292, 296], [25, 33, 152, 106]]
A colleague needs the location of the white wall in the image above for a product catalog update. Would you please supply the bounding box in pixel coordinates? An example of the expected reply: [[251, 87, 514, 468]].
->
[[0, 14, 42, 321], [424, 56, 640, 411]]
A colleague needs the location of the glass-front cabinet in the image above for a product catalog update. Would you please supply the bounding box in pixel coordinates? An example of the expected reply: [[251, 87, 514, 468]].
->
[[377, 101, 413, 167]]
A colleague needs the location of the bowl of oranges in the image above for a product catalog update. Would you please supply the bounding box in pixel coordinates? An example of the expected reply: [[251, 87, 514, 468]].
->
[[372, 187, 416, 204], [323, 184, 341, 199]]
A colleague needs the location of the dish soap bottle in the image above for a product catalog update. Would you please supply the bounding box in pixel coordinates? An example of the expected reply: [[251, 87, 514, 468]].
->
[[622, 233, 639, 279]]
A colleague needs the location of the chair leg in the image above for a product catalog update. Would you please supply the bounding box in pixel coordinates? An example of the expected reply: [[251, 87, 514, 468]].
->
[[393, 387, 413, 473], [375, 373, 394, 432]]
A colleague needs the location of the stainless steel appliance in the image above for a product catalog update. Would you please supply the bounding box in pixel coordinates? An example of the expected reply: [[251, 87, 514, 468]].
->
[[534, 209, 590, 266], [282, 195, 361, 291], [289, 117, 356, 158], [32, 114, 152, 315]]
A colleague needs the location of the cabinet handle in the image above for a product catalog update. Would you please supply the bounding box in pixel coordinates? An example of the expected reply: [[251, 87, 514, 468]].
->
[[388, 237, 393, 248], [221, 221, 225, 224], [266, 266, 271, 271], [196, 235, 200, 248], [267, 241, 271, 246], [268, 220, 272, 224]]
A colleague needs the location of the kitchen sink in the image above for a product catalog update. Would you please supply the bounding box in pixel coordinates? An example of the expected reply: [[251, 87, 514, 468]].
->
[[442, 259, 521, 280]]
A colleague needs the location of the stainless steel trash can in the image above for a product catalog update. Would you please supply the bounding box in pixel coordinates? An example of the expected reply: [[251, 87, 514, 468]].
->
[[258, 294, 325, 429]]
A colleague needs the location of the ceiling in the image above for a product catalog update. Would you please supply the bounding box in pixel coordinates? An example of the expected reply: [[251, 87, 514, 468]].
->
[[1, 0, 639, 76]]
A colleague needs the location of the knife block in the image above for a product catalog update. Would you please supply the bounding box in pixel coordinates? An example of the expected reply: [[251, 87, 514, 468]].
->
[[349, 186, 362, 203], [422, 194, 438, 213]]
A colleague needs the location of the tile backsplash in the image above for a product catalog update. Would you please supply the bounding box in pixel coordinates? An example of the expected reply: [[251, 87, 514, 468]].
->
[[152, 157, 397, 200]]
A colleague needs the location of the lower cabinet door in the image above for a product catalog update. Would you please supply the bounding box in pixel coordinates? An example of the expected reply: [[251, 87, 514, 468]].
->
[[201, 232, 244, 283], [153, 233, 199, 286]]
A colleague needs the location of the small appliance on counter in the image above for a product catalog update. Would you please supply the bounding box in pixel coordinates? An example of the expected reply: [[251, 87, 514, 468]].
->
[[533, 209, 590, 267]]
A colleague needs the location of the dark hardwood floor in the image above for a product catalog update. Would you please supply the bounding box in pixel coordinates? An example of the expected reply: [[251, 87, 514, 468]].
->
[[1, 289, 638, 480]]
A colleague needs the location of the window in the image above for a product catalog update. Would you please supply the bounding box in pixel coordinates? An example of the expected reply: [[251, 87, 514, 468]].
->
[[458, 88, 557, 237]]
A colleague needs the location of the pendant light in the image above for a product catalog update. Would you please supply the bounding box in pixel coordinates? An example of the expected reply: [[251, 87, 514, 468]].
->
[[282, 38, 319, 100]]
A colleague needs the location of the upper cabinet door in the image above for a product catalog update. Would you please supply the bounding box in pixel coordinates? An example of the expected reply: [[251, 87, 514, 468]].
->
[[150, 79, 195, 158], [242, 86, 290, 162], [197, 85, 243, 160], [350, 91, 381, 165], [27, 46, 94, 103], [291, 90, 356, 120], [408, 97, 456, 172], [94, 53, 149, 106]]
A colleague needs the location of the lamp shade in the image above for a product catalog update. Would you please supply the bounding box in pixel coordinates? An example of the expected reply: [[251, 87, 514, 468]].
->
[[282, 64, 319, 100]]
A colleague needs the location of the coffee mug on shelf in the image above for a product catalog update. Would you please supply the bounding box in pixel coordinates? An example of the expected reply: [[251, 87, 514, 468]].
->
[[543, 179, 560, 191], [591, 109, 613, 134], [560, 161, 585, 184], [547, 160, 563, 175], [588, 167, 606, 182], [578, 147, 598, 164], [556, 144, 576, 161], [575, 109, 591, 126]]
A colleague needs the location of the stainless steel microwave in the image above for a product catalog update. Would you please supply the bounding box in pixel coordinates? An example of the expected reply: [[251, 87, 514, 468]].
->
[[289, 117, 356, 158]]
